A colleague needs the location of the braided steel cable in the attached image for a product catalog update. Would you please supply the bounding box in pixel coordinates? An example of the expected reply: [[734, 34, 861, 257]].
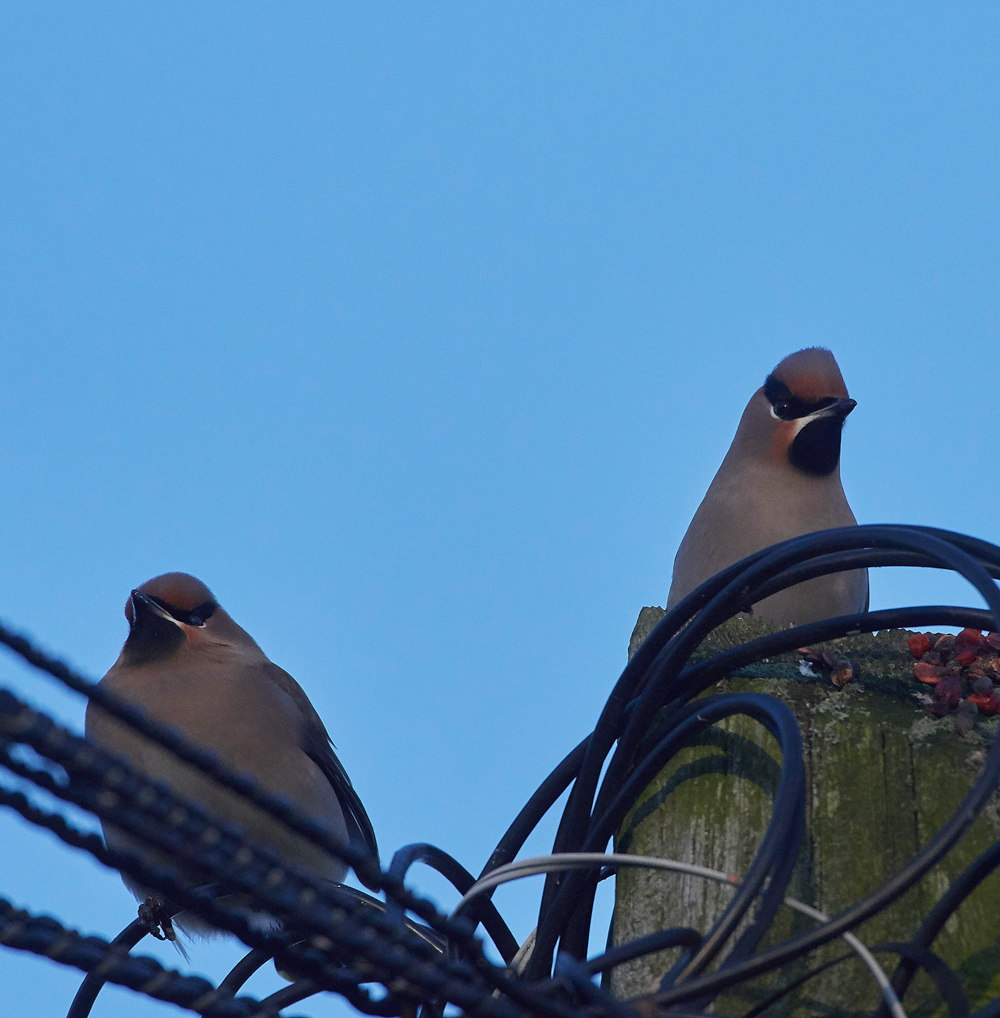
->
[[0, 781, 443, 1018], [0, 898, 269, 1018], [0, 693, 524, 1018], [0, 523, 998, 1017]]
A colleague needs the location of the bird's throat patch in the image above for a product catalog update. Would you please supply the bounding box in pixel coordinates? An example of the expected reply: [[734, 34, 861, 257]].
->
[[123, 613, 186, 666], [788, 416, 843, 476]]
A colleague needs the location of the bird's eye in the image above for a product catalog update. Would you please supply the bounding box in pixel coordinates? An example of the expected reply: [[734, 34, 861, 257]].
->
[[770, 400, 790, 420], [190, 601, 216, 625]]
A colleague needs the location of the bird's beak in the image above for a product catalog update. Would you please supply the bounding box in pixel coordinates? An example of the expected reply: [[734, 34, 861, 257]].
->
[[129, 590, 185, 630], [789, 397, 856, 438], [812, 397, 857, 421]]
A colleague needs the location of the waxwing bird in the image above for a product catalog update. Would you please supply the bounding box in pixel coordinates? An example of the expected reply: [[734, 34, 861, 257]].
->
[[666, 347, 868, 626], [85, 572, 379, 939]]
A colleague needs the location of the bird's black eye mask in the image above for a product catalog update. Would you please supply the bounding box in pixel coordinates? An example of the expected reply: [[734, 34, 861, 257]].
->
[[763, 375, 837, 421], [147, 596, 217, 628]]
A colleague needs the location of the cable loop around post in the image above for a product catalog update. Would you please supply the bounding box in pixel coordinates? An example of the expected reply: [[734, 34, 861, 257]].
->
[[0, 524, 997, 1017]]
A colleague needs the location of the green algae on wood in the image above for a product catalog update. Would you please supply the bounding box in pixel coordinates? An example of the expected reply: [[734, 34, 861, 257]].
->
[[611, 610, 1000, 1015]]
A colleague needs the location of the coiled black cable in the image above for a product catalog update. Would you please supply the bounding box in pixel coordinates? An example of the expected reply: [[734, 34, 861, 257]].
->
[[1, 522, 999, 1017]]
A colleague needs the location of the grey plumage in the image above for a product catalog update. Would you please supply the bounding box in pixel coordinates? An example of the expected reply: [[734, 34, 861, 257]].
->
[[667, 348, 868, 626], [85, 572, 378, 937]]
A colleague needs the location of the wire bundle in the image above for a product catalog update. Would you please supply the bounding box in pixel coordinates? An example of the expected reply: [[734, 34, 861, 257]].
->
[[1, 523, 999, 1018]]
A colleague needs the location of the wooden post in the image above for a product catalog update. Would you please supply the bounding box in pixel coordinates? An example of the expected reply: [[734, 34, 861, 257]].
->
[[611, 611, 1000, 1015]]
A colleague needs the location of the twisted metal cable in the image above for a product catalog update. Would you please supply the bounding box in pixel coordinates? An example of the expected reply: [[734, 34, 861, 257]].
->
[[0, 781, 425, 1018], [0, 881, 261, 1016], [0, 692, 523, 1018], [0, 523, 999, 1017]]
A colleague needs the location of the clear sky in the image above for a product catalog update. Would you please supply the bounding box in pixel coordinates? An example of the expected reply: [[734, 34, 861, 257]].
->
[[1, 5, 998, 1017]]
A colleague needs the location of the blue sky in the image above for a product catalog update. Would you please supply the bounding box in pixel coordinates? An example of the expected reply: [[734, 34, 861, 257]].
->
[[1, 5, 998, 1016]]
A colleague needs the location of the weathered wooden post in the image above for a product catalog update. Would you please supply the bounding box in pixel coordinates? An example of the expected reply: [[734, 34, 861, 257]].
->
[[611, 611, 1000, 1015]]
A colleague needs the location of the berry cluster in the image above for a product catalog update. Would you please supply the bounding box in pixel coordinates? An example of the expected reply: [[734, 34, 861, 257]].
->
[[908, 628, 1000, 732]]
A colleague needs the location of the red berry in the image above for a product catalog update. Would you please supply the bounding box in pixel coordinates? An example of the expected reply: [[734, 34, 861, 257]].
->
[[907, 633, 931, 659], [955, 629, 984, 656], [913, 662, 943, 685], [968, 692, 1000, 714]]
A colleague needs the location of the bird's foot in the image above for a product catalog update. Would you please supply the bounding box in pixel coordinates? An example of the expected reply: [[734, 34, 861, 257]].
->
[[138, 896, 178, 942]]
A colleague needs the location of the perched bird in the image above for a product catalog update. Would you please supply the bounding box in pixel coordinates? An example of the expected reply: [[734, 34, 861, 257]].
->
[[666, 347, 868, 626], [85, 572, 378, 939]]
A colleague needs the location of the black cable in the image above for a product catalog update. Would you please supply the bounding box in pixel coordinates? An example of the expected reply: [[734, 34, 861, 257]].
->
[[553, 953, 637, 1018], [739, 951, 854, 1018], [872, 943, 970, 1018], [970, 996, 1000, 1018], [387, 843, 519, 962], [585, 928, 701, 975], [0, 700, 521, 1018], [250, 979, 321, 1017], [65, 918, 153, 1018], [615, 526, 1000, 803], [673, 605, 997, 703], [218, 948, 276, 996], [0, 618, 384, 883], [481, 737, 589, 877], [528, 530, 835, 972], [0, 626, 546, 1014], [643, 531, 1000, 1006], [0, 894, 264, 1017], [876, 840, 1000, 1018], [0, 781, 419, 1017], [5, 522, 1000, 1018], [553, 695, 804, 971], [533, 525, 1000, 984]]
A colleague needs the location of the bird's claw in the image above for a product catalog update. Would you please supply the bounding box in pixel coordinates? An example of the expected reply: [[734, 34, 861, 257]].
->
[[138, 896, 178, 942]]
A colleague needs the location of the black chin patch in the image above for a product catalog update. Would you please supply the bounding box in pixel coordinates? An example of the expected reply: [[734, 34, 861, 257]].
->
[[788, 417, 843, 476], [123, 608, 185, 666]]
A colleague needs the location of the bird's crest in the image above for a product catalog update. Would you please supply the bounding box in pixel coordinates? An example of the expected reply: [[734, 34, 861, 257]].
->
[[126, 573, 217, 623], [769, 347, 849, 403]]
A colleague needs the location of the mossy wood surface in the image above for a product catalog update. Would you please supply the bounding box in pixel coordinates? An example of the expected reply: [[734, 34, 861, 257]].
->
[[611, 612, 1000, 1016]]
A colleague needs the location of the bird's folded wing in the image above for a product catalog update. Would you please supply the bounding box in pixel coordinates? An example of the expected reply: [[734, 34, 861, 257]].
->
[[263, 661, 381, 887]]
